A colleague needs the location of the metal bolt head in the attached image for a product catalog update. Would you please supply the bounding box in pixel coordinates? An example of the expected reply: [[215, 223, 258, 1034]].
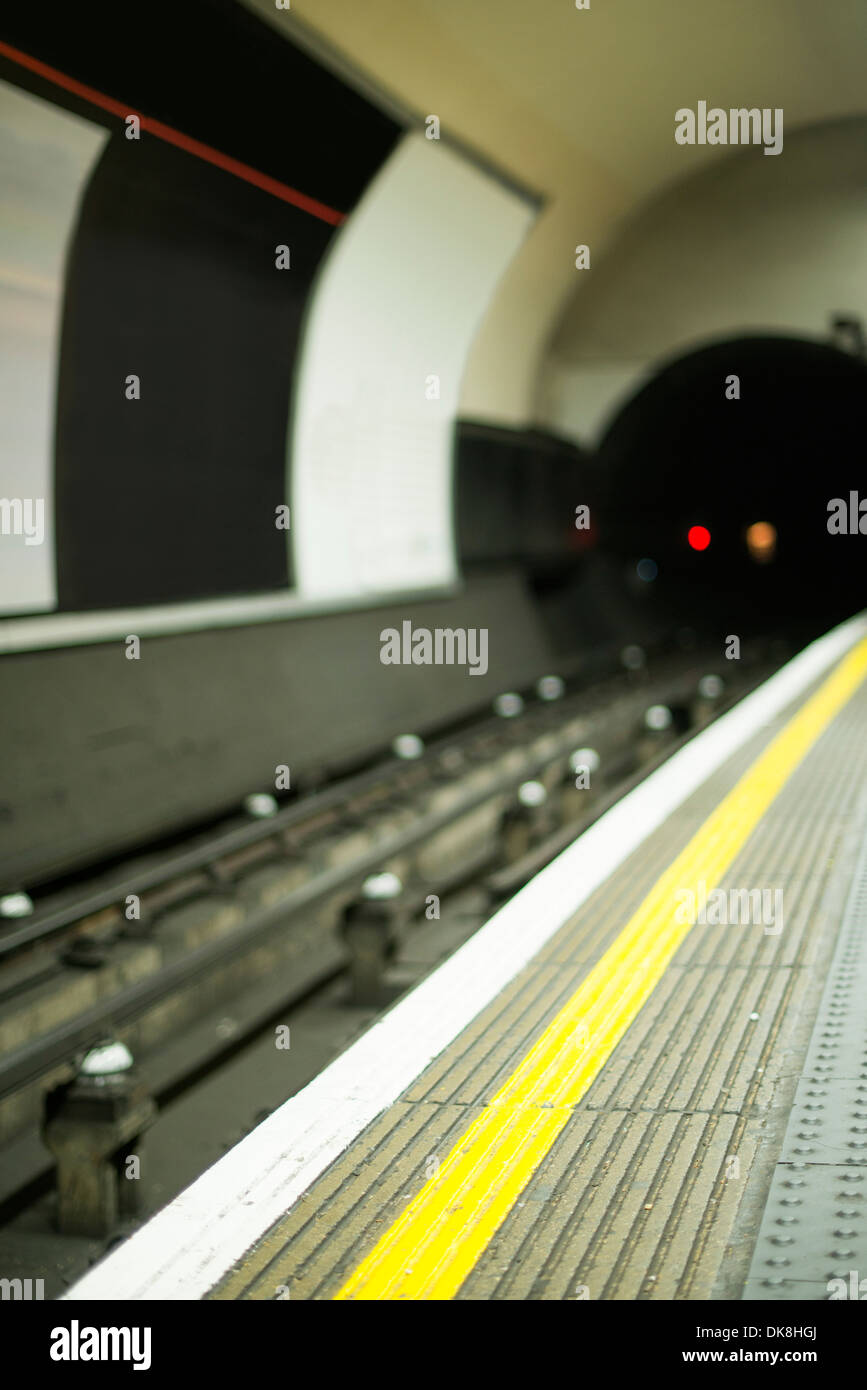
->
[[79, 1040, 134, 1078], [0, 891, 34, 918], [518, 781, 547, 809], [362, 873, 403, 902], [494, 692, 524, 719], [698, 674, 725, 700], [392, 734, 425, 760], [644, 704, 672, 732], [621, 644, 646, 671], [536, 675, 565, 702], [570, 747, 600, 775]]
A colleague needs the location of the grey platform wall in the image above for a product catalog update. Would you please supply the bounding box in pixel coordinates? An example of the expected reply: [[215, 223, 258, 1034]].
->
[[1, 568, 555, 887]]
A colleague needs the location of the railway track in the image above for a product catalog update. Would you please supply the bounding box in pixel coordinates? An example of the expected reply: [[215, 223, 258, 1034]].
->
[[0, 636, 783, 1281]]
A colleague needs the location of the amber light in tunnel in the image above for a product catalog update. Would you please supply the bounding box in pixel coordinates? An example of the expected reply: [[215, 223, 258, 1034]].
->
[[687, 525, 711, 551], [746, 521, 777, 563]]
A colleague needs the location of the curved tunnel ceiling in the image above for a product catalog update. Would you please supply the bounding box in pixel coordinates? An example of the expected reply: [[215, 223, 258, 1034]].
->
[[543, 115, 867, 444], [246, 0, 867, 432]]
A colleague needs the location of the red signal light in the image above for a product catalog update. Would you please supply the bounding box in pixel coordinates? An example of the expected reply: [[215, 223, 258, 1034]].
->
[[687, 525, 711, 551]]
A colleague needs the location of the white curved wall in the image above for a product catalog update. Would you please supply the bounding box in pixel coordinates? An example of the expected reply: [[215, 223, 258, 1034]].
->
[[0, 81, 107, 613], [291, 132, 535, 600]]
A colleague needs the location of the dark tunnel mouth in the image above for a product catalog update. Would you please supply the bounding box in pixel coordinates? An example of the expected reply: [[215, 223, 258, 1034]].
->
[[591, 332, 867, 637]]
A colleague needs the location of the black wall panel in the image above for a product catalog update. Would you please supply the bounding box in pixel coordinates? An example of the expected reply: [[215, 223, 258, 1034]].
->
[[455, 421, 593, 572], [53, 135, 322, 607]]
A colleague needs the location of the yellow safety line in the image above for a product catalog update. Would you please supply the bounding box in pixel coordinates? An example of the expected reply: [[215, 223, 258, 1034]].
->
[[335, 637, 867, 1300]]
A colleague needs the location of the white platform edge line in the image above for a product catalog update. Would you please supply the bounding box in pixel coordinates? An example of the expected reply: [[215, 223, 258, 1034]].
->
[[64, 613, 867, 1301], [0, 582, 461, 654]]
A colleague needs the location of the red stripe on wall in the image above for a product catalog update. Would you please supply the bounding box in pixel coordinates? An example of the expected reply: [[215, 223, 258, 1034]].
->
[[0, 38, 346, 226]]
